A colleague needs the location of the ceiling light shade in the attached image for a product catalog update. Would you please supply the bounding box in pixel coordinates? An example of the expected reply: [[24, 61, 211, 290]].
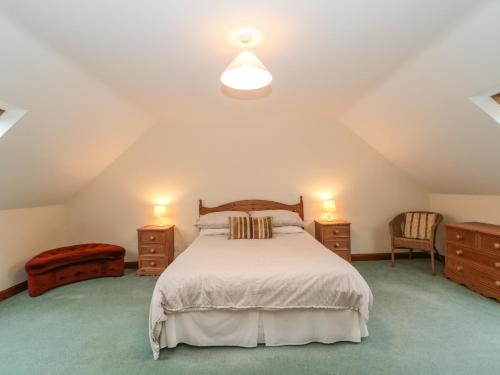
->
[[220, 51, 272, 90]]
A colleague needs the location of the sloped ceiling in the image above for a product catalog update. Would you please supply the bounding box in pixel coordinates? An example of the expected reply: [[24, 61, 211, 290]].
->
[[341, 1, 500, 194], [0, 0, 493, 209], [0, 13, 154, 209]]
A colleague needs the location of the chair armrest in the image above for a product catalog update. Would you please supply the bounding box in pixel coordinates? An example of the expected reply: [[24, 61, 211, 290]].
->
[[389, 214, 405, 239]]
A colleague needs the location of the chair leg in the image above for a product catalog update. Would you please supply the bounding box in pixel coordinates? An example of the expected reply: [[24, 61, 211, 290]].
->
[[408, 249, 413, 259], [431, 249, 436, 276], [391, 246, 395, 267]]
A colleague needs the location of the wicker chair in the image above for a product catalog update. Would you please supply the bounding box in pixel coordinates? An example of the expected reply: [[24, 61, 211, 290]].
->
[[389, 212, 443, 275]]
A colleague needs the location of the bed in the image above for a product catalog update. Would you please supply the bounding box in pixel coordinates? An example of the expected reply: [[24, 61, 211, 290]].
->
[[149, 198, 373, 359]]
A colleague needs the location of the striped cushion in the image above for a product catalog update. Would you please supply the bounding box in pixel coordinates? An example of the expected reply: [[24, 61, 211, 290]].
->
[[403, 212, 437, 240], [228, 216, 251, 239], [251, 216, 273, 239]]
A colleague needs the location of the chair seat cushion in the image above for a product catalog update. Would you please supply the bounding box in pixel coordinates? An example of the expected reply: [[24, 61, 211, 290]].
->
[[25, 243, 125, 275], [393, 236, 431, 251]]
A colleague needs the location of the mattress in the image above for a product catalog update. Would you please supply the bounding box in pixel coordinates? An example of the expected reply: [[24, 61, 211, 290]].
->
[[149, 231, 373, 359]]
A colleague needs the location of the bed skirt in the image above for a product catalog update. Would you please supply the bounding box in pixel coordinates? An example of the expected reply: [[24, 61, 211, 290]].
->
[[157, 309, 368, 356]]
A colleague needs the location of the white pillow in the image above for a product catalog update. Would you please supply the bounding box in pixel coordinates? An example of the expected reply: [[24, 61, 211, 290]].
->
[[196, 211, 249, 229], [199, 228, 230, 236], [249, 210, 304, 227], [273, 226, 304, 234]]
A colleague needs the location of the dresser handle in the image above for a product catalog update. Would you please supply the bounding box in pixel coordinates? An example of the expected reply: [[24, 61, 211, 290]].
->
[[455, 250, 463, 256], [334, 230, 339, 234], [149, 236, 156, 241], [456, 265, 464, 272], [494, 243, 500, 249], [335, 242, 340, 248], [149, 248, 156, 254], [496, 281, 500, 288], [495, 262, 500, 269], [150, 261, 156, 267], [455, 234, 463, 240]]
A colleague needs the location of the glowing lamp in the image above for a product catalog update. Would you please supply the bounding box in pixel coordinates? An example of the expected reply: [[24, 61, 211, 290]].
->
[[220, 51, 272, 90], [322, 199, 336, 222], [153, 204, 168, 226]]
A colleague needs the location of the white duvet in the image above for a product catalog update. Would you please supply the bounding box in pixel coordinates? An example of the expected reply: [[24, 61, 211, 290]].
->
[[149, 232, 373, 359]]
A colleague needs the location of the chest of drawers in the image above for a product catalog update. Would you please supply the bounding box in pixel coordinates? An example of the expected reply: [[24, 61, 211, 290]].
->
[[444, 222, 500, 301], [314, 220, 351, 262], [137, 225, 174, 276]]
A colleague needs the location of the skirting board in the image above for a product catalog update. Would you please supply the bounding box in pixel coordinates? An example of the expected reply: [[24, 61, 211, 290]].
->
[[0, 281, 28, 302], [352, 251, 440, 261], [125, 261, 138, 269]]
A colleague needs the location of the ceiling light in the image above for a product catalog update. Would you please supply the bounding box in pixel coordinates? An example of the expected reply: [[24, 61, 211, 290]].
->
[[221, 51, 272, 90], [221, 29, 272, 91]]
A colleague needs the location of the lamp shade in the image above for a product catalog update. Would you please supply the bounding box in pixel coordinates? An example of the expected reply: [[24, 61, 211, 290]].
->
[[220, 51, 272, 90], [322, 199, 336, 213], [153, 204, 168, 226]]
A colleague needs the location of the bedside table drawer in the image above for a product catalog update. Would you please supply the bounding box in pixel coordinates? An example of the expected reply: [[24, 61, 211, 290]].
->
[[324, 239, 350, 251], [322, 225, 350, 240], [139, 231, 165, 244], [332, 249, 351, 262], [139, 245, 166, 256], [139, 256, 168, 270]]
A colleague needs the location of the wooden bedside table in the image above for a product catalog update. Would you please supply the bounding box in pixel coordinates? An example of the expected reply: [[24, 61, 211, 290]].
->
[[314, 220, 351, 262], [137, 225, 174, 276]]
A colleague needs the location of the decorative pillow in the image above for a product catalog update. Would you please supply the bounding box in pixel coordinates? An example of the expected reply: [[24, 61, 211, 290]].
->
[[251, 216, 273, 239], [403, 212, 437, 240], [196, 211, 249, 229], [228, 216, 251, 239], [273, 226, 304, 234], [199, 228, 230, 236], [249, 210, 303, 227]]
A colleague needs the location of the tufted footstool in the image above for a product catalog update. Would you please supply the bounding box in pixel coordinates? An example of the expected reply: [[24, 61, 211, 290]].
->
[[25, 243, 125, 297]]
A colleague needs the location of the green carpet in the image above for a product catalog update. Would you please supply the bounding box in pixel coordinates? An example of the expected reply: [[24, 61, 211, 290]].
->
[[1, 259, 499, 375]]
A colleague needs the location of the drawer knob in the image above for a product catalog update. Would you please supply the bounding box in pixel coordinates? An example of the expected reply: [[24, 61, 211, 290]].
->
[[150, 248, 156, 254], [495, 262, 500, 269], [149, 236, 156, 241], [456, 265, 464, 272], [494, 243, 500, 249], [455, 234, 463, 240], [150, 261, 156, 267], [455, 250, 463, 256], [496, 281, 500, 288], [335, 242, 340, 248], [334, 230, 339, 234]]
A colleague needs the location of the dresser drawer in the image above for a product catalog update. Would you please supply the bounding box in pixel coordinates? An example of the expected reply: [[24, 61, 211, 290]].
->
[[324, 239, 350, 251], [322, 225, 350, 240], [479, 234, 500, 253], [139, 231, 165, 244], [446, 256, 500, 296], [139, 256, 168, 270], [446, 228, 475, 248], [447, 243, 500, 271]]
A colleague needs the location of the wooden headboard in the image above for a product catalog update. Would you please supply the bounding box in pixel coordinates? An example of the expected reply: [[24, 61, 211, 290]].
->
[[199, 196, 304, 220]]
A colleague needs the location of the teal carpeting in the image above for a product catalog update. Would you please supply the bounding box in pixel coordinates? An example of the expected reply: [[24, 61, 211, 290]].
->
[[1, 259, 499, 375]]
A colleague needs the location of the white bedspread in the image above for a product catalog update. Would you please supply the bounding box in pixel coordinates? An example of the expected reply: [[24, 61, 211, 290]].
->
[[149, 232, 373, 359]]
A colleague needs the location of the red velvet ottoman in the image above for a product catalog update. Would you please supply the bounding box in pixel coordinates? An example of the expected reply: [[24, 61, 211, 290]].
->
[[25, 243, 125, 297]]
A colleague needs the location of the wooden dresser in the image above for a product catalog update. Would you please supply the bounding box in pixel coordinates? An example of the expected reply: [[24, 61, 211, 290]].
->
[[444, 222, 500, 301], [137, 225, 174, 276], [314, 220, 351, 262]]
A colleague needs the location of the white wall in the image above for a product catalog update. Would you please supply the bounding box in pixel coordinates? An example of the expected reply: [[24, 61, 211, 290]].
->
[[0, 205, 66, 290], [430, 194, 500, 252], [65, 115, 430, 260]]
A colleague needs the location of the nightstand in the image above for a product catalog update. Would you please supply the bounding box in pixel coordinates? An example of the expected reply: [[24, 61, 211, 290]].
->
[[137, 225, 174, 276], [314, 220, 351, 262]]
